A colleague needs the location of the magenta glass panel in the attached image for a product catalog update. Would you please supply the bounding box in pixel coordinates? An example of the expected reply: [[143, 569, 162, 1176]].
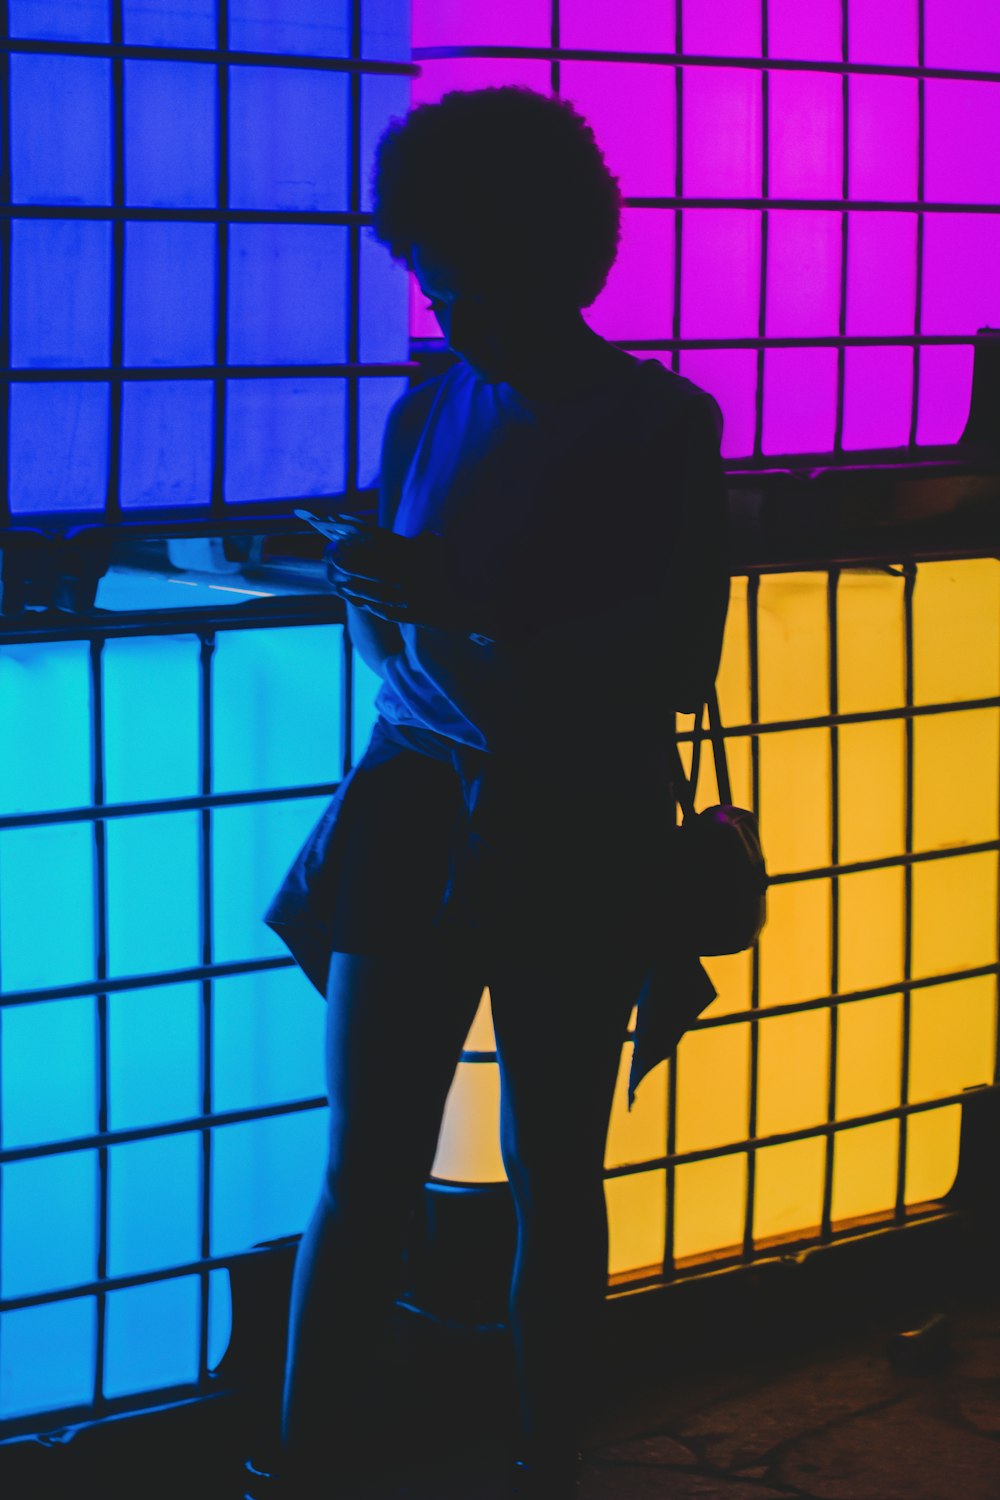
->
[[762, 347, 838, 454], [767, 0, 841, 62], [842, 347, 913, 451], [766, 210, 841, 337], [679, 349, 758, 457], [411, 0, 549, 47], [410, 57, 550, 109], [845, 213, 917, 335], [682, 68, 762, 197], [559, 0, 673, 52], [848, 76, 918, 203], [585, 209, 674, 340], [681, 210, 761, 339], [561, 64, 676, 198], [847, 0, 918, 65], [922, 215, 1000, 335], [768, 71, 842, 200], [925, 83, 1000, 207], [681, 0, 761, 57], [410, 272, 438, 339], [925, 0, 1000, 71], [915, 344, 976, 446]]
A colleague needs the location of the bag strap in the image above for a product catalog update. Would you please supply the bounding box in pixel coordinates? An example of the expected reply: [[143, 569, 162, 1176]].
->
[[670, 685, 733, 822]]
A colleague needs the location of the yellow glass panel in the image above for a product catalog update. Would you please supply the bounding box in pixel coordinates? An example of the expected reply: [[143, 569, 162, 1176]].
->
[[606, 1170, 667, 1278], [716, 573, 751, 728], [836, 567, 906, 715], [673, 1153, 747, 1263], [606, 1044, 668, 1171], [756, 1009, 830, 1137], [757, 572, 829, 723], [835, 994, 903, 1120], [430, 1061, 503, 1183], [838, 719, 906, 865], [908, 976, 997, 1105], [674, 727, 752, 813], [838, 867, 905, 994], [753, 1136, 825, 1246], [463, 986, 495, 1051], [759, 879, 832, 1008], [913, 558, 1000, 707], [911, 851, 999, 979], [831, 1119, 899, 1225], [913, 708, 1000, 852], [702, 948, 753, 1017], [758, 729, 831, 873], [675, 1024, 750, 1154], [904, 1105, 961, 1206]]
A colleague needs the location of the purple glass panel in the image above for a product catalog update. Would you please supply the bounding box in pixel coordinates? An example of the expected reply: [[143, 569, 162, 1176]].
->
[[766, 210, 841, 337], [561, 64, 676, 199], [925, 82, 1000, 207], [915, 344, 976, 446], [925, 0, 1000, 71], [682, 0, 761, 57], [412, 0, 549, 46], [767, 0, 841, 61], [586, 209, 674, 340], [762, 348, 838, 454], [845, 213, 917, 335], [842, 346, 913, 451], [922, 215, 1000, 335], [679, 349, 758, 458], [683, 68, 762, 197], [847, 0, 917, 65], [560, 0, 673, 52], [410, 57, 550, 109], [410, 272, 439, 340], [848, 76, 918, 203], [681, 210, 761, 339], [768, 71, 842, 200]]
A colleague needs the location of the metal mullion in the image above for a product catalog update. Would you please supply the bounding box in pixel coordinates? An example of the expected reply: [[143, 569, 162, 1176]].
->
[[833, 2, 849, 458], [821, 568, 840, 1241], [550, 0, 560, 95], [344, 0, 361, 503], [6, 360, 414, 379], [0, 779, 343, 832], [89, 636, 110, 1412], [0, 955, 296, 1011], [622, 196, 1000, 215], [211, 2, 229, 517], [1, 37, 417, 77], [3, 204, 381, 225], [671, 0, 682, 377], [908, 3, 927, 452], [0, 0, 10, 528], [896, 563, 918, 1218], [752, 0, 770, 463], [106, 0, 124, 523], [743, 572, 761, 1257], [197, 633, 215, 1389]]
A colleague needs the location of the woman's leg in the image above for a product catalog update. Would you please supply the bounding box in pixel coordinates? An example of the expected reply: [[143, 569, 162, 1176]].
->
[[280, 936, 484, 1480]]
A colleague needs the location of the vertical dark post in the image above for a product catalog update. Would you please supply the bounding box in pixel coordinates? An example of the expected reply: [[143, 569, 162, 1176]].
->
[[907, 0, 926, 451], [550, 0, 560, 96], [753, 6, 770, 460], [198, 631, 216, 1387], [106, 0, 125, 522], [742, 570, 761, 1257], [821, 567, 841, 1240], [833, 1, 850, 457], [90, 635, 110, 1410], [671, 0, 683, 377], [0, 0, 11, 526], [211, 0, 230, 516], [896, 562, 917, 1218]]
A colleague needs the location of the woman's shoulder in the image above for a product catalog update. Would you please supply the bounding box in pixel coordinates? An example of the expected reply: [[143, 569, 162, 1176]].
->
[[635, 360, 724, 446]]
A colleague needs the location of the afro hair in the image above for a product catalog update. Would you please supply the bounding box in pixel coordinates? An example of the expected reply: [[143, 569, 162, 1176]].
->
[[370, 86, 622, 309]]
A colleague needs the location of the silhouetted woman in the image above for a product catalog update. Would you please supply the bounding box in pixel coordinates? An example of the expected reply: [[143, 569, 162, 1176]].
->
[[252, 86, 729, 1499]]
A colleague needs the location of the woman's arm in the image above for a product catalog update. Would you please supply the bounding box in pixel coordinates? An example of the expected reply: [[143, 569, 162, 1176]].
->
[[344, 601, 402, 677]]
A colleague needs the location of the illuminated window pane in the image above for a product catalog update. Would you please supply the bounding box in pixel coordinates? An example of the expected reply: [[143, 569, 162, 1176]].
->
[[678, 350, 757, 459], [911, 851, 999, 980], [1, 999, 96, 1149], [904, 1105, 962, 1205], [916, 345, 975, 447], [837, 569, 906, 714], [11, 55, 111, 204], [11, 0, 108, 40], [768, 71, 842, 200], [682, 0, 760, 56], [762, 348, 838, 455], [106, 813, 201, 978], [0, 824, 95, 991], [846, 214, 917, 336], [209, 1269, 233, 1370], [560, 0, 673, 50], [674, 1154, 746, 1263], [431, 1062, 504, 1182], [212, 796, 331, 963], [842, 347, 914, 451], [124, 223, 216, 366], [0, 1300, 96, 1421], [109, 984, 201, 1131], [675, 1024, 749, 1153], [683, 68, 761, 197], [121, 382, 215, 509], [757, 571, 829, 722], [211, 1110, 327, 1255], [606, 1043, 668, 1171], [753, 1136, 825, 1246], [767, 0, 841, 61], [929, 80, 1000, 207], [835, 994, 903, 1120], [413, 0, 547, 46], [909, 977, 996, 1106], [680, 211, 760, 339], [359, 376, 410, 488], [766, 210, 840, 338], [606, 1171, 667, 1278], [838, 720, 906, 865], [757, 1009, 829, 1137], [213, 968, 325, 1113], [847, 77, 918, 202], [839, 867, 905, 994], [230, 66, 348, 212], [224, 379, 347, 503], [360, 72, 413, 212], [108, 1135, 201, 1277], [228, 226, 347, 365], [104, 1277, 200, 1398], [103, 636, 200, 803], [701, 949, 753, 1018], [0, 641, 92, 816], [714, 573, 750, 726], [759, 879, 832, 1008], [12, 220, 110, 368], [229, 0, 350, 56], [831, 1120, 899, 1225], [10, 382, 108, 515], [562, 64, 676, 200], [913, 709, 1000, 851], [587, 209, 674, 342], [922, 215, 1000, 336], [847, 0, 917, 65], [925, 0, 1000, 71], [359, 230, 410, 364], [123, 0, 215, 46], [2, 1152, 98, 1297], [913, 559, 1000, 706], [759, 730, 831, 874], [409, 56, 551, 109], [124, 61, 216, 208]]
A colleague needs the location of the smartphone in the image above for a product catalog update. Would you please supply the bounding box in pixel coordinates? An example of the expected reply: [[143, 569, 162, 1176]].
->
[[294, 508, 376, 543]]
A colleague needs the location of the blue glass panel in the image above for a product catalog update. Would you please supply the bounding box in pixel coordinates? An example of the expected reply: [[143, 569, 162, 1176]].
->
[[351, 656, 383, 763], [12, 220, 110, 368], [360, 73, 412, 213], [107, 1134, 201, 1276], [0, 1299, 96, 1420], [10, 383, 109, 515], [1, 999, 96, 1149], [123, 0, 216, 47], [103, 634, 201, 804], [121, 382, 215, 509], [106, 812, 201, 978], [359, 233, 409, 366], [11, 0, 108, 40], [228, 0, 350, 56], [362, 0, 409, 61], [108, 983, 201, 1131], [0, 824, 95, 991], [104, 1276, 200, 1397], [124, 61, 216, 208], [211, 1109, 327, 1256], [229, 67, 348, 212], [358, 375, 409, 489], [11, 56, 111, 205], [213, 625, 342, 794], [211, 795, 329, 963], [224, 379, 347, 503], [213, 967, 325, 1113], [228, 226, 347, 365], [1, 1152, 98, 1297], [208, 1268, 233, 1371], [124, 222, 216, 367], [0, 641, 92, 816]]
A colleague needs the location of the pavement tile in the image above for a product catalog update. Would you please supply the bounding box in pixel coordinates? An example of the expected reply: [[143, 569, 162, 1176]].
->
[[594, 1433, 699, 1467], [579, 1463, 791, 1499]]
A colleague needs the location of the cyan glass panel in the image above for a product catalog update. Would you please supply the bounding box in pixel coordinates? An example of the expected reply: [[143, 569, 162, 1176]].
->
[[123, 0, 216, 46], [0, 641, 92, 816], [213, 967, 325, 1113], [359, 232, 410, 365], [0, 1299, 96, 1420], [103, 635, 201, 805], [106, 812, 201, 978], [11, 56, 111, 205], [224, 379, 347, 503], [104, 1277, 200, 1397], [208, 1268, 233, 1371], [229, 66, 348, 212], [1, 998, 96, 1149], [124, 223, 216, 367], [211, 795, 330, 963], [229, 0, 350, 55], [362, 0, 409, 59], [213, 625, 342, 794], [1, 1152, 98, 1298], [10, 383, 109, 515], [12, 220, 110, 368], [107, 1133, 201, 1276], [121, 381, 215, 509], [359, 375, 409, 489], [360, 73, 419, 212], [124, 61, 216, 208], [228, 226, 347, 365], [211, 1109, 327, 1256], [11, 0, 108, 40], [0, 824, 95, 991], [108, 983, 201, 1131], [351, 656, 383, 763]]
